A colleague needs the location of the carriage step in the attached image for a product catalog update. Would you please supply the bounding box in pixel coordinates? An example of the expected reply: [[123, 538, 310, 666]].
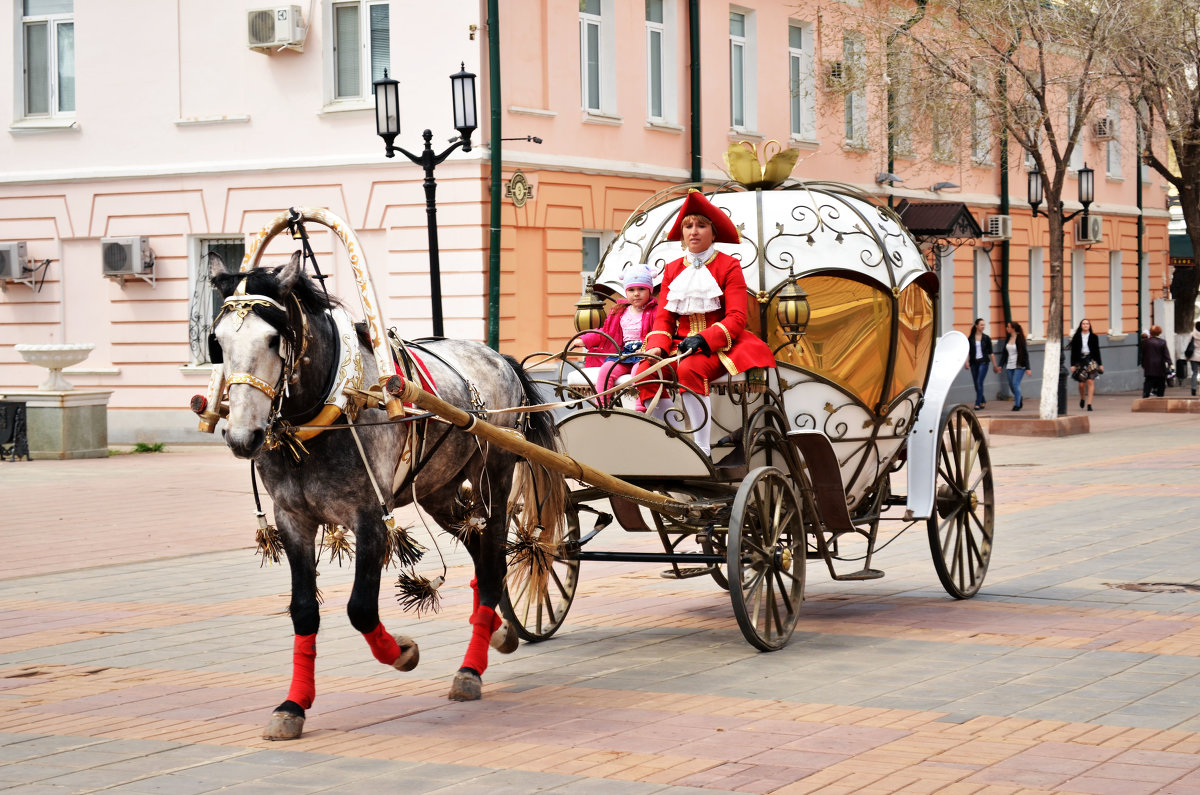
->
[[833, 568, 885, 581], [660, 566, 719, 580]]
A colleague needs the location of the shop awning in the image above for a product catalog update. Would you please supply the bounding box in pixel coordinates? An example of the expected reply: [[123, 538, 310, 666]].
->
[[1170, 233, 1194, 266]]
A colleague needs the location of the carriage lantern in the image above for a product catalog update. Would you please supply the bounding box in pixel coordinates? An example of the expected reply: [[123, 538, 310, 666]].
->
[[573, 278, 607, 333], [775, 274, 810, 342]]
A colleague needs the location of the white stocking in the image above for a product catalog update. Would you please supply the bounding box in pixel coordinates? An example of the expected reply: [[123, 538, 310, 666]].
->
[[677, 392, 711, 455]]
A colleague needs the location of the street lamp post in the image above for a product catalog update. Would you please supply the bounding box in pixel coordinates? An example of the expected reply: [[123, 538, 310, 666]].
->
[[1028, 163, 1094, 223], [374, 64, 478, 338], [1028, 163, 1095, 417]]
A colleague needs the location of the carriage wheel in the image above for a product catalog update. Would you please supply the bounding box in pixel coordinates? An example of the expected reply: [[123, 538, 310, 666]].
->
[[927, 405, 994, 599], [500, 501, 580, 642], [727, 466, 807, 651]]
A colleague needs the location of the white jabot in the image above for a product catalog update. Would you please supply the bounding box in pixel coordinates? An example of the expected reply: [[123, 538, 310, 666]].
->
[[665, 249, 723, 315]]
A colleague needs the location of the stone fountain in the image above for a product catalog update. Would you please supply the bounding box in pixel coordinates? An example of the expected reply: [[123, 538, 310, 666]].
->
[[14, 343, 95, 391], [2, 343, 111, 459]]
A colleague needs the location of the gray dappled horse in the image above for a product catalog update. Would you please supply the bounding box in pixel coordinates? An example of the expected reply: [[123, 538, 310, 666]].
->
[[208, 252, 561, 740]]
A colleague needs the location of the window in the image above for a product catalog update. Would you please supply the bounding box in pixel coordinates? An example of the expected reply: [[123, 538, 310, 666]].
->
[[189, 239, 246, 365], [581, 230, 614, 291], [843, 34, 866, 147], [1070, 250, 1085, 331], [579, 0, 616, 116], [331, 1, 389, 103], [890, 51, 912, 156], [1067, 91, 1083, 171], [1108, 251, 1122, 334], [21, 0, 74, 119], [1105, 97, 1121, 177], [788, 22, 815, 140], [581, 0, 603, 112], [729, 9, 756, 130], [932, 105, 953, 162], [730, 11, 746, 127], [646, 0, 664, 120], [970, 61, 990, 163], [1029, 246, 1044, 339]]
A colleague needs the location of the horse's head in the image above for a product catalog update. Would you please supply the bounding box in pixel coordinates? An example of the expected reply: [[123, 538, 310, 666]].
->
[[209, 251, 303, 458]]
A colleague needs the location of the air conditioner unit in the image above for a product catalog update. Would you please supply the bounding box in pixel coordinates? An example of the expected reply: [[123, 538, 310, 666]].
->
[[248, 6, 304, 51], [1076, 214, 1103, 244], [0, 242, 26, 280], [1093, 118, 1115, 141], [825, 61, 845, 89], [101, 237, 153, 277], [983, 214, 1012, 241]]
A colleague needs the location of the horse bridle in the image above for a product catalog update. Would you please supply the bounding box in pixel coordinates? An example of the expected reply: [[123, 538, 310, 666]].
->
[[210, 277, 310, 405]]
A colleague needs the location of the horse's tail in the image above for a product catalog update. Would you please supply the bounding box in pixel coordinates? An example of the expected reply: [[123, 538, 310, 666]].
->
[[504, 355, 566, 546]]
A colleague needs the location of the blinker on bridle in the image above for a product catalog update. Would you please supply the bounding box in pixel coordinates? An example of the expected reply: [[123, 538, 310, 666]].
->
[[210, 277, 308, 403]]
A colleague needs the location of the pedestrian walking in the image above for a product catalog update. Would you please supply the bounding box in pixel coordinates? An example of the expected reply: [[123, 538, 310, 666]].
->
[[1141, 325, 1171, 398], [1069, 318, 1104, 412], [964, 318, 997, 410], [1187, 321, 1200, 396], [999, 321, 1032, 410]]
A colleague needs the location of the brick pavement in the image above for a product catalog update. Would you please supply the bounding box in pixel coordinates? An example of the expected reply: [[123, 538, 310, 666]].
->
[[1, 392, 1199, 793]]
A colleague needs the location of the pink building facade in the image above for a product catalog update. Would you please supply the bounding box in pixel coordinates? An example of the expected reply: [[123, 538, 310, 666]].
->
[[0, 0, 1170, 441]]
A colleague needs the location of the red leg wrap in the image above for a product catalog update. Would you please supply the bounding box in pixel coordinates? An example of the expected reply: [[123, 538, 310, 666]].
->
[[285, 633, 317, 709], [460, 605, 502, 676], [362, 622, 401, 666]]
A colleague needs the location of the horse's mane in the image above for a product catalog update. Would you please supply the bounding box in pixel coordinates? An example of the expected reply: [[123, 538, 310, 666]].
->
[[212, 263, 343, 317]]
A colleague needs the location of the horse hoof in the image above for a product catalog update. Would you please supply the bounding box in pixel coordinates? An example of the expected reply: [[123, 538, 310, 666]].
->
[[392, 635, 420, 672], [490, 618, 519, 655], [263, 710, 305, 741], [448, 670, 482, 701]]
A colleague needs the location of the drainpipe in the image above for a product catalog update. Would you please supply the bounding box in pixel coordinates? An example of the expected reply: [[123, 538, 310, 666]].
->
[[487, 0, 501, 350], [886, 0, 927, 208], [999, 118, 1012, 325], [689, 0, 701, 182]]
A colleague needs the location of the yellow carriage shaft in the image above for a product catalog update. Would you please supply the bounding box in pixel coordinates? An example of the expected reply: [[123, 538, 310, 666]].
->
[[384, 374, 699, 522]]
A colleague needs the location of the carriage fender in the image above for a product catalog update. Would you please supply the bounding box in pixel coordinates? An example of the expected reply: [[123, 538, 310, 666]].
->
[[905, 331, 969, 521]]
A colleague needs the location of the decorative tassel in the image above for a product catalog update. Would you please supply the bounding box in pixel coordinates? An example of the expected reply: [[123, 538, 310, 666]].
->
[[505, 523, 559, 579], [254, 514, 284, 567], [394, 572, 444, 616], [383, 512, 426, 569], [320, 524, 355, 566], [452, 480, 489, 538]]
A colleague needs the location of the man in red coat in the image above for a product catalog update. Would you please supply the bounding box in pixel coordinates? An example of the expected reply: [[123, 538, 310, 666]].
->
[[634, 190, 775, 453]]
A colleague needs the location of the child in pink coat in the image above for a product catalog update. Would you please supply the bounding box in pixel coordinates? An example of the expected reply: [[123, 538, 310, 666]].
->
[[574, 264, 658, 410]]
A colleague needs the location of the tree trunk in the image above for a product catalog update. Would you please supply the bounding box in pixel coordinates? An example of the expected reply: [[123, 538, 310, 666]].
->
[[1175, 179, 1200, 334], [1040, 217, 1065, 420]]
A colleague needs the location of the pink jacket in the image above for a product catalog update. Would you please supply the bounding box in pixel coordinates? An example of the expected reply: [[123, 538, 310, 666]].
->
[[578, 298, 659, 368]]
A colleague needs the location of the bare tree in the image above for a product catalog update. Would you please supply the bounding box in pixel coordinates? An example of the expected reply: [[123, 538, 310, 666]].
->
[[1113, 0, 1200, 335], [887, 0, 1132, 419]]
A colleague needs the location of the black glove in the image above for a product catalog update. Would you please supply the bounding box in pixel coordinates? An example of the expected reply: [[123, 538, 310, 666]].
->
[[677, 335, 710, 356]]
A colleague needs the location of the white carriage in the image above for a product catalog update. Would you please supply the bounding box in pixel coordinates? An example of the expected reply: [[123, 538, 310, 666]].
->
[[507, 178, 994, 651]]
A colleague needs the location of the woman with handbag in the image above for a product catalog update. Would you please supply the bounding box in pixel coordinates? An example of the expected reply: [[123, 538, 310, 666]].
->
[[1187, 321, 1200, 396], [1069, 318, 1104, 411]]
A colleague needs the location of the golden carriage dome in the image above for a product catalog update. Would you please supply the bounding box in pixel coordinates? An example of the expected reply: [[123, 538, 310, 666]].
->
[[593, 163, 938, 416]]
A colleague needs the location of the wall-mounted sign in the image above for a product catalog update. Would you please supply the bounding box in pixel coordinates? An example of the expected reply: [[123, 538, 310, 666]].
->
[[505, 171, 533, 208]]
